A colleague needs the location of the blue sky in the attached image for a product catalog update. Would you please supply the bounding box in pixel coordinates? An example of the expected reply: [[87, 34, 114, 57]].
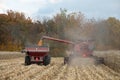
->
[[0, 0, 120, 20]]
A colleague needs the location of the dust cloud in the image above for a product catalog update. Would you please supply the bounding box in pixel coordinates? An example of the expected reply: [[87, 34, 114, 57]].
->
[[64, 20, 108, 66]]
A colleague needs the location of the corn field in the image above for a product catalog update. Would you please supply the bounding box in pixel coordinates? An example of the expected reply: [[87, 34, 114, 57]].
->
[[0, 51, 120, 80]]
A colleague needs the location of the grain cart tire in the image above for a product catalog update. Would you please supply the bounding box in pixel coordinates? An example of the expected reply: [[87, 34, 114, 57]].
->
[[25, 56, 31, 65], [95, 57, 104, 65], [64, 57, 69, 64], [43, 55, 51, 66]]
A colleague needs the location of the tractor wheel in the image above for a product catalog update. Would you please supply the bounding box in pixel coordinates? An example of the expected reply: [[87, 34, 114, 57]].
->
[[64, 57, 69, 64], [25, 56, 31, 65], [95, 57, 104, 65], [43, 55, 51, 66]]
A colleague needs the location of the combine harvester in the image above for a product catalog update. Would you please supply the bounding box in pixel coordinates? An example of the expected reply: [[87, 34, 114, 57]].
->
[[22, 36, 104, 65]]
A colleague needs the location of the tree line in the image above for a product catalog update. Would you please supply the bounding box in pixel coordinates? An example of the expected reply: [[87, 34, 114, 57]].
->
[[0, 9, 120, 56]]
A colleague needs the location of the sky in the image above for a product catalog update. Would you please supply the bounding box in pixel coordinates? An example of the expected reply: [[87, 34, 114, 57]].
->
[[0, 0, 120, 20]]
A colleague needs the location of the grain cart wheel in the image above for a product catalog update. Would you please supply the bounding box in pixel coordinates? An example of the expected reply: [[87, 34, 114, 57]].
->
[[43, 55, 51, 66], [25, 56, 31, 65], [64, 57, 69, 64]]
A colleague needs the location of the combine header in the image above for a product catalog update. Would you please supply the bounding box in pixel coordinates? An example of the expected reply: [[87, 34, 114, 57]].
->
[[22, 36, 104, 65]]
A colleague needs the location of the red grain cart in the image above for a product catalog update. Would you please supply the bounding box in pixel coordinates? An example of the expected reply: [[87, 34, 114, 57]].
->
[[22, 45, 51, 66]]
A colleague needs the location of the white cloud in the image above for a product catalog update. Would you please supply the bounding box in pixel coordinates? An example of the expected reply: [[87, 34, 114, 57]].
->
[[0, 0, 47, 16], [49, 0, 62, 4], [0, 2, 8, 13], [19, 0, 46, 4], [0, 0, 120, 19]]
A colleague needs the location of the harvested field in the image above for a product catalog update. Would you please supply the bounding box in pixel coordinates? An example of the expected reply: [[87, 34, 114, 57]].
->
[[0, 51, 120, 80]]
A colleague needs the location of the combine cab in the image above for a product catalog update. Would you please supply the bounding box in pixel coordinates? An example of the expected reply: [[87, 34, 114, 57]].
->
[[22, 45, 51, 66]]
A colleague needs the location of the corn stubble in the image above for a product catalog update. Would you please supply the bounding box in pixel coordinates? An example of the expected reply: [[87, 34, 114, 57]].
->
[[0, 52, 120, 80]]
